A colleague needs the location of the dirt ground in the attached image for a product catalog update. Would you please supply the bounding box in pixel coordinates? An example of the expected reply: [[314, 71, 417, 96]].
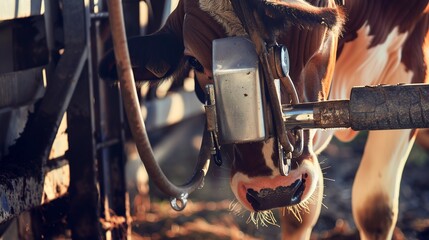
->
[[130, 117, 429, 240]]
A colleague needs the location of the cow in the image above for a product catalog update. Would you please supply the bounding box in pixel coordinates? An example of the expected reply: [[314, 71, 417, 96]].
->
[[99, 0, 429, 239]]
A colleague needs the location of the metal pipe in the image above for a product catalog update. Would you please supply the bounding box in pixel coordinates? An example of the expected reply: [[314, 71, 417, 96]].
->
[[282, 101, 350, 130], [349, 84, 429, 130], [282, 84, 429, 130], [107, 0, 210, 207], [283, 104, 315, 129], [90, 12, 109, 20]]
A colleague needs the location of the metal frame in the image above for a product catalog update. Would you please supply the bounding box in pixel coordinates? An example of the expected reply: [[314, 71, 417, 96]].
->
[[0, 0, 130, 238], [92, 1, 130, 238], [0, 0, 88, 226], [0, 0, 198, 238]]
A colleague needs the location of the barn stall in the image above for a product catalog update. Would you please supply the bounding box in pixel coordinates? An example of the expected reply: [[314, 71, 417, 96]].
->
[[0, 0, 429, 239]]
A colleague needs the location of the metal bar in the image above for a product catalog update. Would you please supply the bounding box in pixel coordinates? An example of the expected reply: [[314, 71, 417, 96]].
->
[[96, 138, 121, 150], [350, 84, 429, 130], [283, 100, 350, 130], [44, 155, 68, 172], [122, 0, 141, 36], [92, 0, 130, 236], [282, 84, 429, 130], [39, 19, 88, 118], [0, 67, 45, 112], [67, 63, 101, 239], [90, 12, 109, 20], [283, 104, 316, 129], [65, 0, 102, 238], [0, 0, 88, 226]]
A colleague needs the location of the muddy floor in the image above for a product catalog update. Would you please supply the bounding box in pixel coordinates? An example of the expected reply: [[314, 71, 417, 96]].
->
[[130, 116, 429, 239]]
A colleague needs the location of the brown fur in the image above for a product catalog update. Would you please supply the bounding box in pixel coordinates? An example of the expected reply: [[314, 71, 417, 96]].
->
[[228, 142, 274, 178], [199, 0, 247, 36], [356, 193, 394, 240]]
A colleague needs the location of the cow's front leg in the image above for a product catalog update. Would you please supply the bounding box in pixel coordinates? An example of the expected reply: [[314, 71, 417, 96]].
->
[[352, 130, 416, 240], [280, 163, 323, 240]]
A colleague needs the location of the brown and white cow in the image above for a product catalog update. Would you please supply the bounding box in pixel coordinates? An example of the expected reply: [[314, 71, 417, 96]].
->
[[99, 0, 429, 239]]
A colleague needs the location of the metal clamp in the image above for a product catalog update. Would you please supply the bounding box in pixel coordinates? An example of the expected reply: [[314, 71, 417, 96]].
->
[[272, 49, 304, 175], [205, 84, 222, 166], [278, 143, 292, 176]]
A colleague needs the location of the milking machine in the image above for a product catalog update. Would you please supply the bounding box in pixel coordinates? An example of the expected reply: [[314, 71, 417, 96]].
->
[[108, 0, 429, 212], [210, 37, 429, 136], [208, 36, 429, 174], [208, 36, 302, 176]]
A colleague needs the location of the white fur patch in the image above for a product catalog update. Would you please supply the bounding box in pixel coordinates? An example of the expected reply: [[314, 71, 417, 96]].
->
[[330, 24, 412, 100], [313, 24, 413, 157], [261, 138, 279, 173]]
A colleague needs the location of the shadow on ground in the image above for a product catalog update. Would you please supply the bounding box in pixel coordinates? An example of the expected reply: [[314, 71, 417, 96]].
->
[[130, 116, 429, 240]]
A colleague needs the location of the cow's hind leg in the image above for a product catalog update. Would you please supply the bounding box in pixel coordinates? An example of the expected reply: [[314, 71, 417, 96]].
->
[[280, 164, 323, 240], [352, 130, 416, 240]]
